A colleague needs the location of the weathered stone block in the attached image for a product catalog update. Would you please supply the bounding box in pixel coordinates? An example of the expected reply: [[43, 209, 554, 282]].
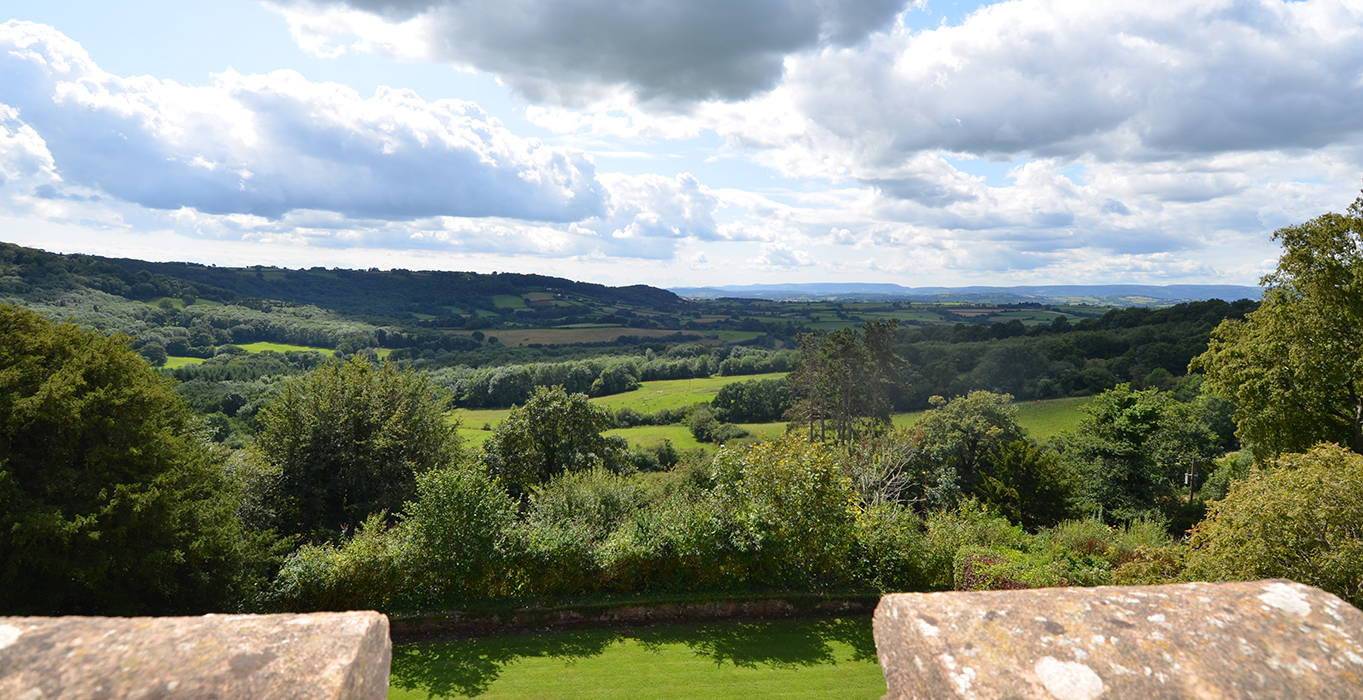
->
[[874, 579, 1363, 699], [0, 611, 390, 700]]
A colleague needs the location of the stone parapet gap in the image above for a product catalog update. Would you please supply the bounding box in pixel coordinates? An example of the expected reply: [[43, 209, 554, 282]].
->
[[874, 579, 1363, 699], [0, 611, 390, 700]]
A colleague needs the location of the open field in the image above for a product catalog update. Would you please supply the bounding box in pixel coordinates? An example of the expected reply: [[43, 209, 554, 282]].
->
[[388, 618, 884, 700], [1012, 396, 1094, 439], [886, 395, 1094, 440], [235, 341, 331, 354], [451, 327, 700, 346], [163, 356, 205, 369], [492, 294, 529, 309], [452, 384, 1092, 450], [453, 374, 788, 448], [592, 373, 788, 413]]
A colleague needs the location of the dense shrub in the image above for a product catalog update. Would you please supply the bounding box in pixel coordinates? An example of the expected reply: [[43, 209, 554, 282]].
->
[[0, 305, 276, 615], [1185, 443, 1363, 606], [710, 437, 861, 588], [923, 501, 1030, 590], [268, 513, 408, 612], [404, 464, 519, 604], [480, 386, 630, 496], [249, 357, 461, 541], [853, 503, 930, 593]]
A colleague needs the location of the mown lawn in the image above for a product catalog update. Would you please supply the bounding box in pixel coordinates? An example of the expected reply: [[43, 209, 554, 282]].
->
[[387, 618, 884, 700]]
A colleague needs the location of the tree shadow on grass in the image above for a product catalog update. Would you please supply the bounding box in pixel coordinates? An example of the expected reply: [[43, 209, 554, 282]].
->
[[391, 629, 624, 698], [632, 617, 878, 669], [390, 618, 877, 698]]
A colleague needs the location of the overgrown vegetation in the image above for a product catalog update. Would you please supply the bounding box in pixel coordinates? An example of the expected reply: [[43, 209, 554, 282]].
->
[[12, 192, 1363, 618]]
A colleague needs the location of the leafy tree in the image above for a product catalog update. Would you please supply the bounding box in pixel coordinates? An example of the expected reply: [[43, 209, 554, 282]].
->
[[790, 320, 902, 443], [0, 305, 273, 614], [910, 391, 1026, 508], [479, 385, 629, 496], [709, 436, 859, 587], [1185, 443, 1363, 607], [403, 463, 518, 604], [1060, 384, 1218, 524], [974, 440, 1076, 531], [250, 356, 461, 541], [1194, 192, 1363, 460], [710, 377, 795, 423]]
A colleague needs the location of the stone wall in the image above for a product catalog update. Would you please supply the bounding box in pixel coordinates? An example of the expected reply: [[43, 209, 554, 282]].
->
[[874, 579, 1363, 699], [0, 611, 390, 700]]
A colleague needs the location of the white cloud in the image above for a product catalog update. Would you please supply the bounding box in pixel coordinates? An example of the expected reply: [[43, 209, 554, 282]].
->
[[0, 20, 604, 222], [766, 0, 1363, 174]]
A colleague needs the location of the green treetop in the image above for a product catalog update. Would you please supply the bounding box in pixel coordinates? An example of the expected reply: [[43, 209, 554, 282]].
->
[[0, 305, 272, 614], [478, 385, 629, 496], [249, 356, 462, 541], [1194, 191, 1363, 460]]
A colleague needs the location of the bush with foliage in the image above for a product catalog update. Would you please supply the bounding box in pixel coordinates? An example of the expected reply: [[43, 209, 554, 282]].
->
[[687, 406, 750, 444], [403, 464, 519, 604], [480, 385, 630, 496], [0, 305, 275, 615], [1185, 443, 1363, 606], [1060, 384, 1219, 524], [249, 357, 462, 541], [267, 513, 408, 613]]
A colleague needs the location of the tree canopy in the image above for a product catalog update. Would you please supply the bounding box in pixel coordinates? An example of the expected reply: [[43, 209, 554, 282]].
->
[[1195, 192, 1363, 460], [249, 356, 461, 541], [0, 305, 271, 614], [479, 385, 630, 496]]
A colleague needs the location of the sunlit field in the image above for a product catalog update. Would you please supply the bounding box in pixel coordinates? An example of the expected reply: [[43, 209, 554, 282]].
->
[[388, 618, 885, 700]]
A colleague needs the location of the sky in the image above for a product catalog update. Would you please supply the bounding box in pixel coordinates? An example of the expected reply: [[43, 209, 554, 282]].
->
[[1, 1, 1362, 287]]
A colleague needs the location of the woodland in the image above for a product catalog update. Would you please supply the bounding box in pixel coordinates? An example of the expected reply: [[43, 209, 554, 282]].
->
[[2, 193, 1362, 617]]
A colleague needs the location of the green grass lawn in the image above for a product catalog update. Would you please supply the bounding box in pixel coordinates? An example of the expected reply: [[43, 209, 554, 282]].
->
[[591, 373, 788, 414], [235, 341, 331, 354], [163, 356, 206, 369], [452, 384, 1090, 450], [1012, 395, 1094, 439], [388, 618, 884, 700]]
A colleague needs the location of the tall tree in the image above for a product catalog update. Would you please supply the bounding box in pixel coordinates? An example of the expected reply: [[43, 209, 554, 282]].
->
[[479, 385, 629, 496], [1061, 384, 1218, 523], [789, 320, 902, 443], [0, 305, 272, 614], [250, 357, 461, 541], [1194, 191, 1363, 460]]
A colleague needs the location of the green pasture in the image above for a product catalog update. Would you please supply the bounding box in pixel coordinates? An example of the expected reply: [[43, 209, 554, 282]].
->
[[591, 373, 788, 414], [163, 356, 205, 369], [493, 295, 529, 309], [388, 617, 884, 700], [885, 395, 1093, 440], [236, 341, 331, 354], [1012, 396, 1093, 439], [451, 383, 1091, 450]]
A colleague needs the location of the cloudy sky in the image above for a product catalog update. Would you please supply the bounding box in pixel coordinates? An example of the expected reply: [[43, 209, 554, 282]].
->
[[2, 0, 1362, 287]]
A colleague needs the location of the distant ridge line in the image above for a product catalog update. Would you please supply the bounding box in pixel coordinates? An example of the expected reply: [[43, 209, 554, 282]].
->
[[669, 283, 1263, 303]]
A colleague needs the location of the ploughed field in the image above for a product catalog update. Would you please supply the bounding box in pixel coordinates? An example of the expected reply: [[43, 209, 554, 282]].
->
[[453, 374, 1092, 449], [388, 617, 884, 700]]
